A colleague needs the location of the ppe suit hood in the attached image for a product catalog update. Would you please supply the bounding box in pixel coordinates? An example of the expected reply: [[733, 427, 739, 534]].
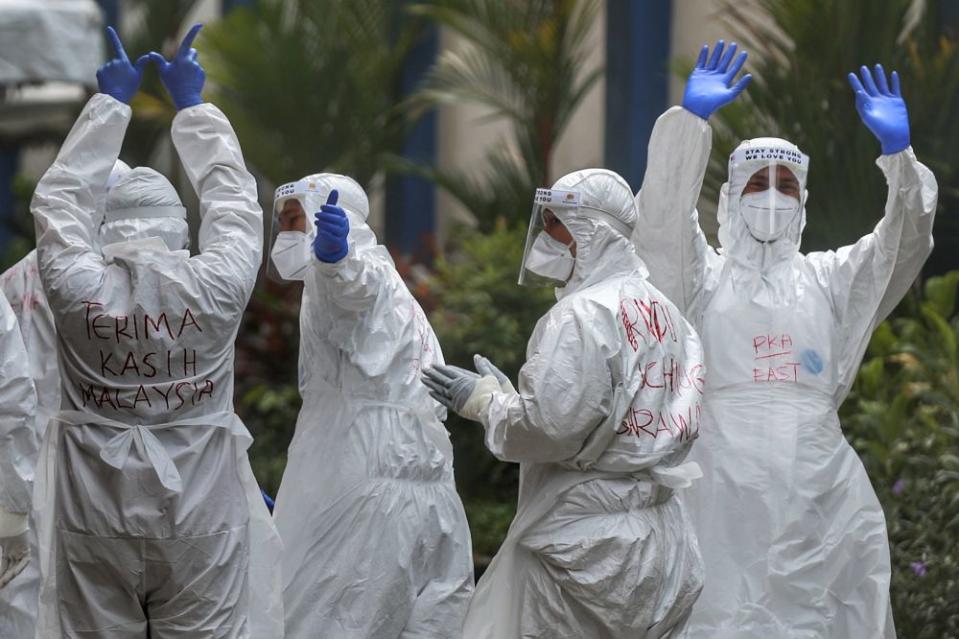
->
[[100, 167, 189, 253], [716, 137, 810, 305], [95, 159, 132, 215], [300, 172, 376, 251], [548, 168, 646, 300], [717, 137, 809, 264], [268, 173, 374, 281]]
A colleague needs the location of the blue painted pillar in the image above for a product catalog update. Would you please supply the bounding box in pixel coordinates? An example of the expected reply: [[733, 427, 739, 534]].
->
[[0, 147, 20, 254], [605, 0, 672, 190], [385, 23, 438, 262], [943, 2, 959, 36]]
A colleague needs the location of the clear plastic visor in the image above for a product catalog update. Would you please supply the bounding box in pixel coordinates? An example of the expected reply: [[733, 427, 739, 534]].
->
[[517, 188, 580, 287], [731, 145, 809, 242], [266, 180, 313, 282]]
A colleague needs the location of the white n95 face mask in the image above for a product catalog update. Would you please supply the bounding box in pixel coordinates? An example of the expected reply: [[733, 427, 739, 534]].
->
[[271, 231, 313, 281], [740, 190, 801, 242], [525, 232, 575, 282]]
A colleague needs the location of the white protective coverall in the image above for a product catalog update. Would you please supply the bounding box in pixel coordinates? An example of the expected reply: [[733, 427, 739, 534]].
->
[[0, 159, 130, 639], [463, 168, 706, 639], [0, 291, 38, 517], [29, 93, 283, 638], [0, 289, 39, 605], [272, 173, 473, 639], [634, 106, 937, 638]]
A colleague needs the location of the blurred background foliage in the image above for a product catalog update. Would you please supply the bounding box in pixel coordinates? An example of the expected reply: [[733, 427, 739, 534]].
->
[[841, 271, 959, 638], [202, 0, 426, 187], [1, 0, 956, 629]]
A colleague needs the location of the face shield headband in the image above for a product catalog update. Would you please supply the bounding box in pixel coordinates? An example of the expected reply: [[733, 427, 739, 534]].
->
[[730, 145, 809, 243], [268, 179, 321, 282]]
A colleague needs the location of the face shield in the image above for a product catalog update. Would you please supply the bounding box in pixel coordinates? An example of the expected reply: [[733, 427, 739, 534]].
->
[[731, 145, 809, 243], [518, 188, 581, 287], [268, 178, 321, 282]]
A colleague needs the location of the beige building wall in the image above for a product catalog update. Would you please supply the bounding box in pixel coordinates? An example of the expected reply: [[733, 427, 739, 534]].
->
[[670, 0, 732, 237], [433, 0, 735, 244], [434, 2, 607, 243]]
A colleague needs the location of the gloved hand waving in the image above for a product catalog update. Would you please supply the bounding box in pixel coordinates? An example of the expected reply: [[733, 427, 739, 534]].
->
[[848, 64, 910, 155], [314, 190, 350, 263], [682, 40, 752, 121], [96, 26, 150, 104], [147, 24, 206, 110]]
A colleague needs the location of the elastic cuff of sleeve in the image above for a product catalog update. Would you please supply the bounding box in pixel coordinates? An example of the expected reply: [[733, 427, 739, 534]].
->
[[101, 91, 131, 105], [680, 105, 710, 121], [174, 98, 205, 112], [315, 244, 350, 264], [880, 141, 911, 156]]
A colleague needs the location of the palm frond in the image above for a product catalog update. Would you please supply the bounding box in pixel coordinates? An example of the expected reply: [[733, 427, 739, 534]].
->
[[408, 0, 602, 230], [202, 0, 425, 187]]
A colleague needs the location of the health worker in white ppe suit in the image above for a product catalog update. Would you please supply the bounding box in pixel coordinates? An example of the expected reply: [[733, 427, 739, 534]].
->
[[633, 41, 937, 638], [0, 291, 39, 596], [0, 158, 130, 639], [423, 168, 707, 638], [269, 174, 473, 638], [28, 26, 282, 638]]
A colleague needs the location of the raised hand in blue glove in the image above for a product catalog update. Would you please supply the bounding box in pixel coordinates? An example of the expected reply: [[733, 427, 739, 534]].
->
[[847, 64, 910, 155], [96, 26, 150, 104], [682, 40, 752, 120], [313, 190, 350, 263], [146, 24, 205, 110]]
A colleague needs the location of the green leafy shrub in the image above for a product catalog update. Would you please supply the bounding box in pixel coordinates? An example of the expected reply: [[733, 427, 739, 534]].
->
[[233, 280, 304, 496], [425, 221, 554, 565], [842, 271, 959, 636]]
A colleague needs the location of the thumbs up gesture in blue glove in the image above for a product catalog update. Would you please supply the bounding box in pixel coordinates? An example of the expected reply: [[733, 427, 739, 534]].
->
[[146, 24, 206, 111], [682, 40, 752, 121], [848, 64, 910, 155], [96, 27, 150, 104], [314, 190, 350, 263]]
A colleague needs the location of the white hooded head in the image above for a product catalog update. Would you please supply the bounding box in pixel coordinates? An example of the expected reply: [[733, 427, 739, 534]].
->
[[299, 172, 375, 249], [717, 137, 809, 271], [546, 168, 643, 299], [100, 167, 190, 253], [96, 159, 132, 215]]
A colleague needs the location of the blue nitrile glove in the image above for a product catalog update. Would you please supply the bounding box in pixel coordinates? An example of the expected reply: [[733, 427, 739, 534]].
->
[[96, 26, 150, 104], [260, 489, 275, 513], [422, 365, 481, 413], [848, 64, 910, 155], [313, 190, 350, 263], [147, 24, 206, 110], [682, 40, 752, 120]]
